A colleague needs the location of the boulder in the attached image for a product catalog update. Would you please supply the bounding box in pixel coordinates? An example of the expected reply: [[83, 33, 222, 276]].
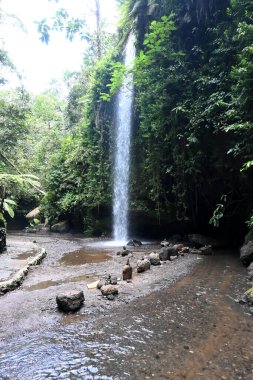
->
[[56, 290, 84, 312], [101, 285, 118, 296], [0, 228, 6, 253], [127, 239, 142, 247], [240, 241, 253, 266], [137, 258, 151, 273], [116, 249, 130, 257], [170, 255, 178, 261], [122, 258, 132, 281], [159, 247, 178, 261], [173, 244, 184, 252], [51, 221, 70, 233], [110, 276, 118, 285], [188, 234, 221, 248], [97, 279, 106, 289], [149, 252, 161, 266], [160, 239, 170, 247], [247, 270, 253, 283], [244, 288, 253, 306], [245, 228, 253, 244]]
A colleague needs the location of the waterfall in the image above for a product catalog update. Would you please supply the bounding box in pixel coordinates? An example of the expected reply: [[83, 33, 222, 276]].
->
[[113, 33, 135, 242]]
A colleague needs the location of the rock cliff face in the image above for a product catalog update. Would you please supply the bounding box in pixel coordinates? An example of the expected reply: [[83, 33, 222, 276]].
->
[[0, 228, 6, 253], [184, 0, 229, 24]]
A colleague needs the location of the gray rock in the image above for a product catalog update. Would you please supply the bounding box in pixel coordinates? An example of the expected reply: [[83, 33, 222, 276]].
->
[[122, 259, 133, 280], [116, 249, 130, 257], [25, 227, 37, 233], [188, 234, 221, 248], [159, 247, 178, 261], [56, 290, 84, 312], [106, 294, 115, 301], [245, 228, 253, 244], [149, 252, 161, 266], [240, 241, 253, 266], [190, 249, 202, 255], [101, 285, 118, 296], [97, 279, 106, 289], [247, 270, 253, 283], [170, 255, 178, 261], [137, 258, 151, 273], [173, 244, 184, 252], [238, 296, 247, 305], [110, 276, 118, 285], [127, 239, 142, 247], [160, 239, 170, 247], [199, 245, 213, 256], [249, 262, 253, 271], [51, 221, 70, 233]]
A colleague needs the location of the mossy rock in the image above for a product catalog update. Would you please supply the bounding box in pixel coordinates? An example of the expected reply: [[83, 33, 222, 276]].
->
[[245, 287, 253, 297]]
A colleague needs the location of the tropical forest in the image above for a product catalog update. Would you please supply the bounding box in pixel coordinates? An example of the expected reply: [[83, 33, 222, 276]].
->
[[0, 1, 252, 379]]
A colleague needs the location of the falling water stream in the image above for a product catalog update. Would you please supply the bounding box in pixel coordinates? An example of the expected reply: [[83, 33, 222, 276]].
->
[[113, 33, 135, 242]]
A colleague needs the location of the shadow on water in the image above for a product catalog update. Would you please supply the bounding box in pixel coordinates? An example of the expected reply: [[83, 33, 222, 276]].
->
[[59, 249, 112, 266]]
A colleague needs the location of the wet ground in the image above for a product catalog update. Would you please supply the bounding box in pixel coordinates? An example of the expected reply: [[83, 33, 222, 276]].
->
[[0, 233, 252, 379]]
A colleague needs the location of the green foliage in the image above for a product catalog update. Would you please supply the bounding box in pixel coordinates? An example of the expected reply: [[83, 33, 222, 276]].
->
[[99, 61, 125, 101], [0, 90, 30, 153], [132, 0, 253, 231], [3, 199, 16, 218]]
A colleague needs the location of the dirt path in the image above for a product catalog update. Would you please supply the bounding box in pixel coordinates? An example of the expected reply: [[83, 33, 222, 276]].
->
[[0, 236, 252, 379]]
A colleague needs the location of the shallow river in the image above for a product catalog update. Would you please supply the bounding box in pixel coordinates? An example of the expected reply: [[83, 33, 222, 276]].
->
[[0, 237, 252, 380]]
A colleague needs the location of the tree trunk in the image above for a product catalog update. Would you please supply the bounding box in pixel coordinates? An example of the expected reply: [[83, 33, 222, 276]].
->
[[95, 0, 101, 59]]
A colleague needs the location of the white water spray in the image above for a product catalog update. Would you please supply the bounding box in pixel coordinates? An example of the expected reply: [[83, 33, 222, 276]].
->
[[113, 33, 135, 242]]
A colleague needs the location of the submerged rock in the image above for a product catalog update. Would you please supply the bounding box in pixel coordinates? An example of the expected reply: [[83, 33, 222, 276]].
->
[[137, 258, 151, 273], [240, 241, 253, 266], [56, 290, 84, 312], [149, 252, 161, 266], [101, 285, 118, 296]]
